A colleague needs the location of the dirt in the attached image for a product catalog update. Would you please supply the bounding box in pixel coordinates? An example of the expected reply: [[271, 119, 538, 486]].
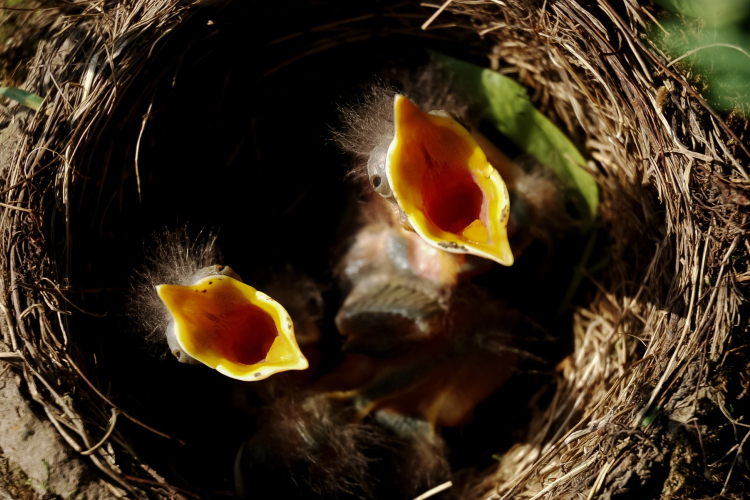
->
[[0, 348, 111, 499], [0, 447, 44, 500]]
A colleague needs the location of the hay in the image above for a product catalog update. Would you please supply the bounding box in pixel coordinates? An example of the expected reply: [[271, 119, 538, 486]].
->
[[0, 0, 747, 499]]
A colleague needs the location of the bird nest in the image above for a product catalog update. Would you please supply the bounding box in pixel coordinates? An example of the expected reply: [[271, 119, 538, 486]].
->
[[0, 0, 748, 499]]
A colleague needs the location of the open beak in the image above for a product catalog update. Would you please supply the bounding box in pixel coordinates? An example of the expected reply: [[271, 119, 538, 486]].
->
[[156, 276, 308, 381], [386, 95, 513, 266]]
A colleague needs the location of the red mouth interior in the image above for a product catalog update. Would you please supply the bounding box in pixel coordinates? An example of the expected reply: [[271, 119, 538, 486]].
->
[[393, 96, 486, 239], [420, 158, 483, 235], [191, 300, 280, 366]]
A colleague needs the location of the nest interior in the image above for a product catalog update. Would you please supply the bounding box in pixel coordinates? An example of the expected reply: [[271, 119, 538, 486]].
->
[[0, 0, 748, 499]]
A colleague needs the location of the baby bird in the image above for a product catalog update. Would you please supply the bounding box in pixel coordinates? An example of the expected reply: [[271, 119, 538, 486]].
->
[[327, 220, 532, 431], [334, 202, 463, 357], [236, 215, 550, 498], [129, 228, 308, 381], [239, 384, 460, 499], [336, 64, 576, 267]]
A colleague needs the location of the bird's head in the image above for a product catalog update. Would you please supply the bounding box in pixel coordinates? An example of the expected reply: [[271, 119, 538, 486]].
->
[[156, 265, 308, 381], [367, 95, 514, 266]]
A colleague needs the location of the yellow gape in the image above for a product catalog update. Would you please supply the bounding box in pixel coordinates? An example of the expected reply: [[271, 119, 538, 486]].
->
[[387, 95, 514, 266], [156, 276, 308, 381]]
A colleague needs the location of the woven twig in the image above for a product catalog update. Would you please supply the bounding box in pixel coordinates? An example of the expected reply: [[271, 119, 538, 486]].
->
[[0, 0, 747, 498]]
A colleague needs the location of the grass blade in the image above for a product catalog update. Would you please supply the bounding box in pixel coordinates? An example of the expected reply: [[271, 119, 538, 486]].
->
[[0, 87, 44, 111]]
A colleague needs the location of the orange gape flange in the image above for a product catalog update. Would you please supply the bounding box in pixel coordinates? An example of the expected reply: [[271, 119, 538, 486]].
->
[[387, 95, 514, 266], [157, 276, 308, 381]]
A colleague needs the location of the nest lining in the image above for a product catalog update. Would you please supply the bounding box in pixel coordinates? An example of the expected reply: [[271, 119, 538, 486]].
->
[[0, 0, 748, 499]]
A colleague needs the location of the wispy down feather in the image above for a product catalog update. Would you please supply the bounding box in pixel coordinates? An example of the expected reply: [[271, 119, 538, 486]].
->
[[239, 392, 452, 499], [333, 59, 479, 183], [333, 80, 397, 182], [239, 393, 385, 498], [127, 227, 222, 351]]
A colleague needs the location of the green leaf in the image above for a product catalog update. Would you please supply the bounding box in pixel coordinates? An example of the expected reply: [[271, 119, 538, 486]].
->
[[0, 87, 44, 111], [653, 0, 750, 27], [656, 19, 750, 113], [431, 52, 599, 228], [641, 405, 660, 427]]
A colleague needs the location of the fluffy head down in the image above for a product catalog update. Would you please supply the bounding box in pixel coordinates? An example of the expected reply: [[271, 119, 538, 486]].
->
[[334, 60, 478, 184], [238, 394, 382, 498], [127, 227, 222, 352], [334, 80, 397, 183], [239, 392, 452, 499]]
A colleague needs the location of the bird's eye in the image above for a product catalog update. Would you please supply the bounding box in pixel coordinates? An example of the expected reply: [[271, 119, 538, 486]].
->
[[370, 174, 392, 198], [367, 141, 393, 198]]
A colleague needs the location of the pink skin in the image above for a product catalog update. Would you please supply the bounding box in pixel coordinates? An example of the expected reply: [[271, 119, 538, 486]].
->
[[404, 231, 461, 287]]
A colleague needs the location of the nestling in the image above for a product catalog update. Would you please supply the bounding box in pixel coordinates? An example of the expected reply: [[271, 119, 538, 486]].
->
[[128, 228, 308, 381], [335, 64, 577, 267]]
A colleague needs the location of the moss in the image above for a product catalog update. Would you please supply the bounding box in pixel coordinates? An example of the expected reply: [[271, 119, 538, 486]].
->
[[0, 449, 51, 500]]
